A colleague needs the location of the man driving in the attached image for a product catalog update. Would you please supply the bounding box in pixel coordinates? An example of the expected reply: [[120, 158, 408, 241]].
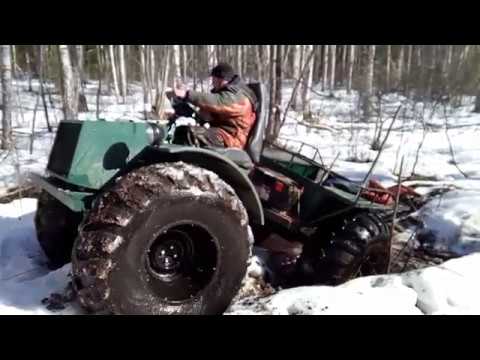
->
[[173, 62, 257, 149]]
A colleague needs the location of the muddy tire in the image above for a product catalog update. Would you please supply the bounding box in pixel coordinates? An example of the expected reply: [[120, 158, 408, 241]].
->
[[34, 190, 83, 269], [72, 162, 251, 315], [299, 212, 391, 285]]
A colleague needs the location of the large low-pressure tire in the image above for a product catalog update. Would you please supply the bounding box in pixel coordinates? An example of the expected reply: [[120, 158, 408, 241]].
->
[[72, 162, 251, 315], [298, 212, 391, 286], [34, 190, 83, 269]]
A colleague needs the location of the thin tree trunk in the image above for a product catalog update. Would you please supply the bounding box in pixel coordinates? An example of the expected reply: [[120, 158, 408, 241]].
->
[[255, 45, 262, 81], [242, 45, 247, 80], [155, 46, 171, 119], [38, 45, 52, 132], [292, 45, 301, 109], [172, 45, 182, 83], [207, 45, 216, 70], [25, 49, 33, 92], [322, 45, 329, 91], [442, 45, 452, 91], [235, 45, 242, 77], [1, 45, 13, 150], [96, 45, 103, 119], [273, 45, 283, 138], [362, 45, 376, 122], [302, 45, 314, 112], [139, 45, 149, 118], [386, 45, 391, 92], [347, 45, 355, 94], [76, 45, 85, 87], [118, 45, 127, 103], [149, 45, 156, 102], [281, 44, 291, 70], [405, 45, 413, 95], [58, 45, 79, 120], [70, 46, 88, 113], [329, 45, 336, 91], [341, 45, 347, 86], [396, 45, 404, 90], [267, 44, 277, 140], [182, 45, 187, 79], [11, 45, 16, 79], [29, 93, 40, 154], [109, 45, 120, 102]]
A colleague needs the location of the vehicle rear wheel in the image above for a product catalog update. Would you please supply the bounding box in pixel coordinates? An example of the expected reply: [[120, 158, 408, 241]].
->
[[298, 212, 391, 285], [34, 190, 83, 269]]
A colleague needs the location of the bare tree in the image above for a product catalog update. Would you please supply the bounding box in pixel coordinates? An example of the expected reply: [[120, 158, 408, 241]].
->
[[70, 46, 88, 112], [361, 45, 376, 122], [386, 45, 391, 91], [108, 45, 120, 102], [292, 45, 301, 109], [1, 45, 13, 150], [396, 45, 404, 90], [154, 46, 171, 119], [58, 45, 79, 120], [405, 45, 413, 95], [25, 48, 33, 92], [329, 45, 336, 91], [341, 45, 347, 85], [118, 45, 127, 103], [302, 45, 314, 112], [172, 45, 182, 83], [322, 45, 329, 91], [347, 45, 355, 94], [38, 45, 52, 132], [267, 44, 277, 137], [207, 45, 217, 70], [139, 45, 149, 117], [235, 45, 242, 77]]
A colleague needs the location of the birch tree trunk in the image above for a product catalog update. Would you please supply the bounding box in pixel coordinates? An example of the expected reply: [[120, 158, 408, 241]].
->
[[38, 45, 52, 132], [396, 45, 404, 90], [322, 45, 329, 91], [154, 46, 171, 119], [109, 45, 120, 102], [361, 45, 376, 122], [172, 45, 182, 83], [347, 45, 355, 94], [386, 45, 391, 91], [11, 45, 16, 79], [405, 45, 413, 94], [1, 45, 13, 150], [118, 45, 127, 103], [140, 45, 149, 116], [58, 45, 79, 120], [207, 45, 216, 70], [302, 45, 314, 112], [267, 44, 277, 139], [273, 45, 283, 138], [235, 45, 242, 77], [182, 45, 187, 79], [292, 45, 301, 109], [329, 45, 336, 91]]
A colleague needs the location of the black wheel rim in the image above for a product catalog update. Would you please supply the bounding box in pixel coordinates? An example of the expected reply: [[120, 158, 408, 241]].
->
[[145, 223, 218, 303]]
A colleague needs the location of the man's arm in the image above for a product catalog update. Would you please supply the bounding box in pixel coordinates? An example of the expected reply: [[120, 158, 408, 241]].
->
[[186, 90, 246, 117]]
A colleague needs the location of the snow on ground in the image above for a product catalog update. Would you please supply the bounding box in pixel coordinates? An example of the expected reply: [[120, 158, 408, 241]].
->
[[228, 253, 480, 315], [1, 79, 480, 314]]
